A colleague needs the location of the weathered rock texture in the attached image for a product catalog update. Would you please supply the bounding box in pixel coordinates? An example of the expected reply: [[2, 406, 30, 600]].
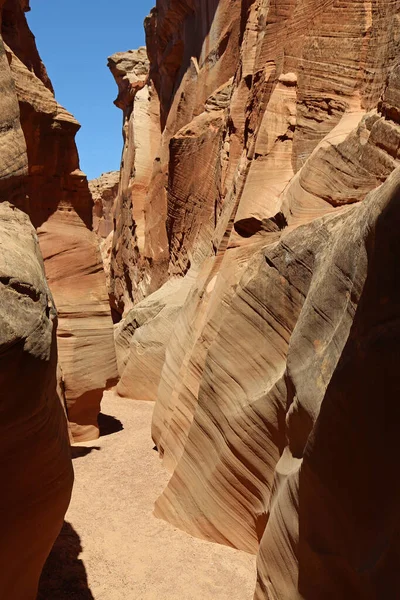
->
[[110, 0, 400, 598], [2, 0, 118, 441], [0, 8, 73, 596], [0, 204, 74, 600], [108, 46, 162, 316], [89, 170, 120, 303], [90, 170, 120, 239]]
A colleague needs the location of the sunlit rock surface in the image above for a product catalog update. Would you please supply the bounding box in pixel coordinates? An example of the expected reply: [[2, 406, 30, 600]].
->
[[90, 170, 120, 240], [108, 46, 162, 317], [110, 0, 400, 597], [89, 170, 120, 305]]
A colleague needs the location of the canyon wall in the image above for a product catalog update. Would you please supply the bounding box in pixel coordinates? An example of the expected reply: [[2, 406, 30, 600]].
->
[[2, 0, 118, 441], [0, 4, 73, 597], [111, 0, 400, 597], [89, 170, 120, 313]]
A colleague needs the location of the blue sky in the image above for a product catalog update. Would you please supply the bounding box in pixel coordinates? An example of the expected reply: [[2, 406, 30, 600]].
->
[[27, 0, 155, 180]]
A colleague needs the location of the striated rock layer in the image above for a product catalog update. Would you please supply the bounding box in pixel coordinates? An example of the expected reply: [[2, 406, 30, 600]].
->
[[0, 11, 73, 597], [2, 0, 118, 441], [90, 170, 120, 240], [110, 0, 400, 597], [0, 204, 74, 600], [108, 46, 162, 317], [89, 170, 120, 309]]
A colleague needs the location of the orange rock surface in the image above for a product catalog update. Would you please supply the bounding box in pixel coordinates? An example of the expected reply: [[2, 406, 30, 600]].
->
[[0, 203, 74, 600], [0, 5, 73, 595], [2, 0, 118, 442], [90, 171, 120, 240]]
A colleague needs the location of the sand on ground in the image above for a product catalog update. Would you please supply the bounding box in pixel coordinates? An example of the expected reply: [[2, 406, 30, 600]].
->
[[38, 391, 257, 600]]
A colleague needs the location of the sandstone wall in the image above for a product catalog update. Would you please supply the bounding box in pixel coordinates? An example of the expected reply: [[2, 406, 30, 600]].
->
[[110, 0, 400, 597], [90, 171, 120, 240], [108, 47, 162, 316], [0, 7, 73, 595], [2, 0, 118, 442], [89, 170, 120, 315]]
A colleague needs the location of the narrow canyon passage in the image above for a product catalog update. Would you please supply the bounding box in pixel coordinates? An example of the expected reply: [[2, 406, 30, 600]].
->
[[38, 392, 256, 600], [2, 2, 400, 598]]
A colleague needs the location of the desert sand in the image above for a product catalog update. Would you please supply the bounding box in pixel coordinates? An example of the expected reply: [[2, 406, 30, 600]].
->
[[38, 391, 256, 600]]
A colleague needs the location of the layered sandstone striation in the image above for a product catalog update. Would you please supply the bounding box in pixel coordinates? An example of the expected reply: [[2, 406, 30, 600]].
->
[[0, 11, 73, 596], [90, 170, 120, 240], [0, 204, 74, 600], [2, 0, 118, 441], [89, 170, 120, 299], [110, 0, 400, 597], [108, 46, 162, 317]]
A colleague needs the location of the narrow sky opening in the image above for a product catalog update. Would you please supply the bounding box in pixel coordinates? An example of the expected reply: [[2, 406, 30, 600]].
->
[[27, 0, 155, 180]]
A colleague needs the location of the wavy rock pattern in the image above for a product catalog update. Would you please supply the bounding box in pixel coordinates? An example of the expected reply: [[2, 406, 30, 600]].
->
[[254, 168, 400, 600], [0, 12, 73, 594], [111, 0, 400, 597], [2, 0, 118, 441], [115, 275, 193, 401], [0, 204, 74, 600]]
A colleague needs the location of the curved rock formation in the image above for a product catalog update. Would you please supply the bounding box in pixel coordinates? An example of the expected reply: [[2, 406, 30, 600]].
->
[[0, 12, 73, 595], [2, 0, 118, 441], [109, 0, 400, 597], [254, 168, 400, 599], [108, 47, 162, 317], [0, 203, 74, 600]]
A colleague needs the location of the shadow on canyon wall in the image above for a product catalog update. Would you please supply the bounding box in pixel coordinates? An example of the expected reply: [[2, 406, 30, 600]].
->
[[37, 521, 94, 600], [297, 182, 400, 598]]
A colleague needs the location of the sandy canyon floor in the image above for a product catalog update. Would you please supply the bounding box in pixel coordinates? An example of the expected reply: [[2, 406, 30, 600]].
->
[[38, 391, 256, 599]]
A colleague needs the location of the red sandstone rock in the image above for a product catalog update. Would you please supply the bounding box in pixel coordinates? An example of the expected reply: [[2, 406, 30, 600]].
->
[[0, 9, 73, 595], [2, 0, 118, 442], [0, 203, 74, 600]]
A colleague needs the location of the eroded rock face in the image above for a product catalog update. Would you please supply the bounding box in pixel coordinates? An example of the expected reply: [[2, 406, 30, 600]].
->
[[115, 274, 193, 401], [0, 14, 73, 595], [110, 0, 400, 597], [90, 171, 120, 240], [108, 47, 162, 317], [89, 170, 120, 305], [0, 204, 74, 600], [254, 170, 400, 599], [2, 0, 118, 442]]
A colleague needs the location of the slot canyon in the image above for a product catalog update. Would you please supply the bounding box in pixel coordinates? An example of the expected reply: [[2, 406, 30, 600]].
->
[[1, 0, 400, 598]]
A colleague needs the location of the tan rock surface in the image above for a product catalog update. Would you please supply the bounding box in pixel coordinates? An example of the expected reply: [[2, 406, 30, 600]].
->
[[115, 274, 193, 401], [38, 392, 256, 600], [89, 171, 120, 317], [109, 1, 400, 597], [90, 171, 120, 240], [2, 0, 118, 441], [108, 47, 162, 316], [253, 165, 400, 600]]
